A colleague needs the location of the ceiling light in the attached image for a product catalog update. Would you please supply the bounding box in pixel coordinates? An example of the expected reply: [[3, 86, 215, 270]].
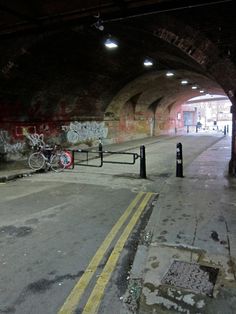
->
[[166, 71, 174, 77], [199, 90, 204, 93], [191, 85, 198, 90], [143, 58, 154, 67], [181, 80, 188, 85], [104, 38, 118, 49]]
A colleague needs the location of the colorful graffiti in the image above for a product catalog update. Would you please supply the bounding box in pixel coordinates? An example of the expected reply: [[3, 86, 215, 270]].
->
[[0, 129, 24, 154], [0, 120, 109, 159], [62, 121, 108, 144]]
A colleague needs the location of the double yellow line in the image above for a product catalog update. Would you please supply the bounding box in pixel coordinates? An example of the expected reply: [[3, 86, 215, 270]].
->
[[58, 191, 154, 314]]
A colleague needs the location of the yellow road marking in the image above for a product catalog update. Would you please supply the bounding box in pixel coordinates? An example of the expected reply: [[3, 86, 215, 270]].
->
[[58, 191, 145, 314], [82, 192, 154, 314]]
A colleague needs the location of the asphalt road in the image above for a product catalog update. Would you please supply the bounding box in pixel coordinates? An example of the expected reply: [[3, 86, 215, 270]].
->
[[0, 133, 225, 314]]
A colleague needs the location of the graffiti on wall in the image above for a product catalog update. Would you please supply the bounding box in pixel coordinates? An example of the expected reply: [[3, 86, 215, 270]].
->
[[16, 125, 37, 137], [62, 121, 108, 144], [25, 132, 45, 148], [0, 129, 24, 154]]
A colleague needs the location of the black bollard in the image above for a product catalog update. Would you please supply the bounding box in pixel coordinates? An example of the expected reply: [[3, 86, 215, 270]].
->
[[99, 142, 103, 153], [72, 150, 75, 169], [98, 137, 102, 150], [140, 145, 147, 179], [224, 125, 227, 136], [187, 125, 189, 133], [176, 143, 183, 177], [227, 125, 229, 133], [98, 137, 103, 158]]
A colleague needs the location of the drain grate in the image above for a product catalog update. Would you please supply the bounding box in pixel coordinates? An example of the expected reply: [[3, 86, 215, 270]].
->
[[161, 260, 219, 296]]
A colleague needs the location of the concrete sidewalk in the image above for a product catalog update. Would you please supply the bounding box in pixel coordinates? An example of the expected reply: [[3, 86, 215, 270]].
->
[[122, 135, 236, 314], [0, 159, 35, 182]]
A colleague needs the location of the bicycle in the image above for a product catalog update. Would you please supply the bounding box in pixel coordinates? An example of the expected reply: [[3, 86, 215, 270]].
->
[[28, 144, 72, 172]]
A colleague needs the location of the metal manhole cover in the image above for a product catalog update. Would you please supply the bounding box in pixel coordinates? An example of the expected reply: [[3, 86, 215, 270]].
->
[[161, 260, 219, 296]]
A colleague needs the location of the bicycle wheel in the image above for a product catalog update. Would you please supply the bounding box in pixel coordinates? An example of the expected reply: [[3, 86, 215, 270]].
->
[[28, 152, 45, 170], [50, 153, 66, 172]]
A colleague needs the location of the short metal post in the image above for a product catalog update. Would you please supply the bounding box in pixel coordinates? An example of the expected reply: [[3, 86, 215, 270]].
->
[[227, 125, 229, 133], [196, 125, 198, 133], [224, 125, 227, 136], [99, 142, 103, 154], [176, 143, 183, 177], [72, 150, 75, 169], [97, 136, 102, 149], [98, 137, 102, 150], [98, 137, 103, 162], [187, 125, 189, 133], [140, 145, 147, 179]]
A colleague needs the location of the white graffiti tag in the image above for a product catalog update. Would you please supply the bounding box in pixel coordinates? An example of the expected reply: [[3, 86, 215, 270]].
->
[[0, 129, 24, 154], [25, 133, 45, 148], [63, 121, 108, 144]]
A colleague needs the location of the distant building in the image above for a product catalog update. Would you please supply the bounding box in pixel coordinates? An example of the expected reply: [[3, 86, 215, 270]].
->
[[183, 95, 232, 133]]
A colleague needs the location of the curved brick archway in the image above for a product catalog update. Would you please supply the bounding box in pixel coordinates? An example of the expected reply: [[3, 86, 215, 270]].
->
[[105, 69, 225, 137], [1, 6, 236, 172]]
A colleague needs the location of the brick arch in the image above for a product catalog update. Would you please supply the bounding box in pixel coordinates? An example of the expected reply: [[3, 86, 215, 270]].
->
[[155, 26, 236, 99], [106, 68, 222, 118], [114, 14, 236, 98], [148, 97, 163, 114], [3, 15, 236, 112], [152, 18, 236, 98], [146, 97, 163, 136], [120, 93, 141, 120], [153, 26, 214, 68], [143, 13, 220, 69], [2, 13, 236, 99], [104, 72, 162, 119], [104, 12, 236, 121], [116, 93, 142, 136]]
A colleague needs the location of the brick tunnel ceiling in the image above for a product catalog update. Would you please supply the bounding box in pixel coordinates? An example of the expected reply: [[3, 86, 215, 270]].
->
[[0, 0, 235, 120]]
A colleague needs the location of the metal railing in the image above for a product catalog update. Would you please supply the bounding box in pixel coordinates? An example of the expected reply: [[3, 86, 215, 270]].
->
[[68, 145, 147, 178]]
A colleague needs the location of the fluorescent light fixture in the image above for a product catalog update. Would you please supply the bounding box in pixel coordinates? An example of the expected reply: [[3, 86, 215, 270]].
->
[[104, 38, 118, 49], [166, 71, 174, 77], [181, 80, 188, 85], [199, 90, 204, 93], [191, 85, 198, 90], [143, 58, 154, 67]]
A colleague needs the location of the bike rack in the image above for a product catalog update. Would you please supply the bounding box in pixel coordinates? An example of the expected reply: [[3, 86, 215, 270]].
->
[[68, 145, 147, 178]]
